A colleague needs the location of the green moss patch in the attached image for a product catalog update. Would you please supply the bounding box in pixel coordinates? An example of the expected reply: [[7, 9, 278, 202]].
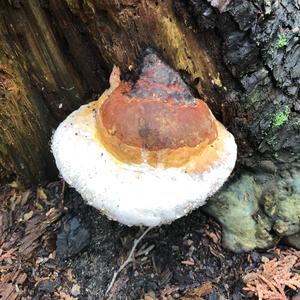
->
[[272, 106, 290, 128]]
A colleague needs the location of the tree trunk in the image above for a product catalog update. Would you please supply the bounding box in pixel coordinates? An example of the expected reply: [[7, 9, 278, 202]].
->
[[0, 0, 299, 251]]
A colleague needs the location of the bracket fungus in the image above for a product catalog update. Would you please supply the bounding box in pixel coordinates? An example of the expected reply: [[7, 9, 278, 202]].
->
[[52, 53, 237, 227]]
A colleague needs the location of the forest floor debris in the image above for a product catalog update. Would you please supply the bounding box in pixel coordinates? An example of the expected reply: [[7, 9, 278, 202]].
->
[[244, 249, 300, 300], [0, 181, 299, 299], [0, 182, 78, 299]]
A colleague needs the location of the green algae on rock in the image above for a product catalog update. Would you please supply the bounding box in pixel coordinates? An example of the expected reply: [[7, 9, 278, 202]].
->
[[262, 170, 300, 237], [203, 176, 274, 252], [203, 170, 300, 252]]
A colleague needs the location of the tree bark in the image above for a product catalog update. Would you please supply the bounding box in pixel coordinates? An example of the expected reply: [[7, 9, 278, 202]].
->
[[0, 0, 299, 251], [0, 0, 237, 184], [0, 0, 108, 184]]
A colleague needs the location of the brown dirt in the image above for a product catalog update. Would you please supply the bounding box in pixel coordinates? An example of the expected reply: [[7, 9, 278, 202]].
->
[[0, 181, 299, 300]]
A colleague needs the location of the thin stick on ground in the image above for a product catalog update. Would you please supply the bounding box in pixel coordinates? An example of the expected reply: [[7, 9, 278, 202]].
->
[[105, 226, 153, 297]]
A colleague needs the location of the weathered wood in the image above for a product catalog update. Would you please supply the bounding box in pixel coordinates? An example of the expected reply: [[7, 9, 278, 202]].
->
[[0, 57, 54, 184], [48, 0, 233, 108], [0, 0, 109, 184]]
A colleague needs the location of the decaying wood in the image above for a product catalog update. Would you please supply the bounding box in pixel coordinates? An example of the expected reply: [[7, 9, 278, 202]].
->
[[244, 249, 300, 300], [0, 0, 235, 185], [19, 208, 62, 257], [0, 0, 107, 184], [0, 182, 75, 299], [181, 281, 213, 299]]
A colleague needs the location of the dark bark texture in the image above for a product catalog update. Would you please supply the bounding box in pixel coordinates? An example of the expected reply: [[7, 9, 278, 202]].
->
[[0, 0, 299, 251]]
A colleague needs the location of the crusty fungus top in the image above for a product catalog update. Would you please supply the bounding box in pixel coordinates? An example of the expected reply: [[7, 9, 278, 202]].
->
[[100, 84, 217, 150], [96, 53, 220, 170]]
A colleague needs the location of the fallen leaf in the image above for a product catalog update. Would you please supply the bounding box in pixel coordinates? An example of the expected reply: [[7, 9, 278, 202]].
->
[[36, 257, 44, 265], [144, 295, 156, 300], [49, 251, 56, 260], [8, 181, 20, 189], [23, 211, 34, 221], [261, 256, 269, 263], [67, 269, 74, 282], [207, 232, 219, 244], [37, 187, 47, 200]]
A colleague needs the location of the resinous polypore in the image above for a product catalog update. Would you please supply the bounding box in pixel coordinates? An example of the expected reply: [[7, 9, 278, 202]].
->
[[52, 53, 237, 227]]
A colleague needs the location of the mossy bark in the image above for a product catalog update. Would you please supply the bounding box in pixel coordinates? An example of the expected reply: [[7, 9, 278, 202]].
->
[[0, 0, 299, 251]]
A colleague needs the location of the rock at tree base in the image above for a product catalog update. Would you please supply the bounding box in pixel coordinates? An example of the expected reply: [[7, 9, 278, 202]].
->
[[203, 169, 300, 252], [56, 216, 90, 259]]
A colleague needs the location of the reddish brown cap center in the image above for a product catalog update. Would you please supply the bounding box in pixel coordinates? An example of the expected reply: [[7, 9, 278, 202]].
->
[[97, 52, 218, 152], [99, 83, 217, 151]]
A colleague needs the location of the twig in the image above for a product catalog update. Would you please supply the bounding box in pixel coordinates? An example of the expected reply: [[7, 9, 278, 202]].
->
[[105, 226, 153, 298], [59, 179, 65, 205], [136, 244, 155, 257]]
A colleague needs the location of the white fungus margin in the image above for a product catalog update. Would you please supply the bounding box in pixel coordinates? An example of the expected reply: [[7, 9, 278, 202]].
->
[[52, 102, 237, 227]]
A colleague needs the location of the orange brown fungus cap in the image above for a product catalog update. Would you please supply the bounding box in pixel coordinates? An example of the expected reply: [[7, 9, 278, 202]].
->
[[100, 84, 217, 150], [96, 53, 218, 169]]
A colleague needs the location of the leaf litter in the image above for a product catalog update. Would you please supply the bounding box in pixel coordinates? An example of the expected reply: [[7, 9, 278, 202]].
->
[[0, 181, 300, 299]]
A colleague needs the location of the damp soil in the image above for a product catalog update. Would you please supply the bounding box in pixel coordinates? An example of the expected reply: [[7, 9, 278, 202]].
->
[[1, 181, 297, 300], [63, 188, 256, 300]]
